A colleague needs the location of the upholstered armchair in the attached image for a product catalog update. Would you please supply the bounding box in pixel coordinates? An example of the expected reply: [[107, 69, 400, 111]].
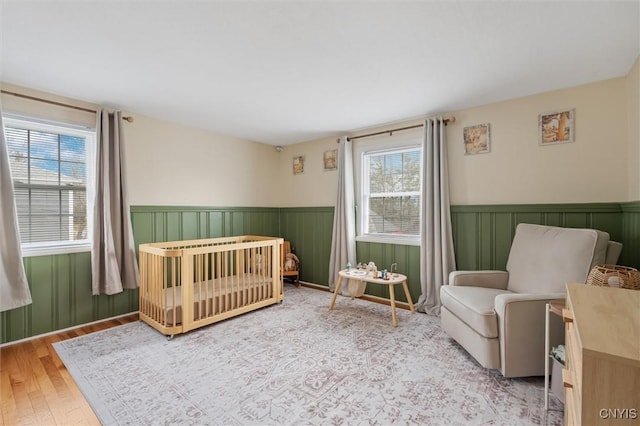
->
[[440, 223, 622, 377]]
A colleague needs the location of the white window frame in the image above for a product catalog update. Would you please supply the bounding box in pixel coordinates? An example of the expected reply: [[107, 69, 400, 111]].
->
[[354, 130, 423, 246], [4, 115, 96, 257]]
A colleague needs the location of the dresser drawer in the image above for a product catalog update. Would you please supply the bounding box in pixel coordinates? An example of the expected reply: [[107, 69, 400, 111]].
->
[[563, 301, 582, 425], [565, 322, 582, 398], [564, 385, 577, 426]]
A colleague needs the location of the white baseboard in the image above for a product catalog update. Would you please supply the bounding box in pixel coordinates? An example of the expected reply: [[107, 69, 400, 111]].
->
[[0, 311, 139, 348]]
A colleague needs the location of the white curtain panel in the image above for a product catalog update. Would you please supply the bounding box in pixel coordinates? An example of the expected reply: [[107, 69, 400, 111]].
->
[[0, 113, 33, 312], [416, 118, 456, 315], [91, 110, 138, 295], [328, 136, 364, 297]]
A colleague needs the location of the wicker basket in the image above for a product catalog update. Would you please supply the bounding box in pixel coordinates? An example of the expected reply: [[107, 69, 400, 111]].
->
[[586, 265, 640, 290]]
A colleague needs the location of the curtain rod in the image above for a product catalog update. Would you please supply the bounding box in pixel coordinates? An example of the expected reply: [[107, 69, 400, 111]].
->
[[342, 116, 455, 142], [1, 89, 134, 122]]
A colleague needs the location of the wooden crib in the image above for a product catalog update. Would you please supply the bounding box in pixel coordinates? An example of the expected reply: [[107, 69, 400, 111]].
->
[[139, 235, 283, 337]]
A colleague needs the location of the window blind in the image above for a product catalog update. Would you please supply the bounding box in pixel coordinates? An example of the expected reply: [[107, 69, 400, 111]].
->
[[5, 126, 88, 244]]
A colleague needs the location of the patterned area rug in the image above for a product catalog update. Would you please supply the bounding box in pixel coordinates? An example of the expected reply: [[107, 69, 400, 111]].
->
[[53, 285, 563, 425]]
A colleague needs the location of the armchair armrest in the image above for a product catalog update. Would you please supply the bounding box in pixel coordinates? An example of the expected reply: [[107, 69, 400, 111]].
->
[[494, 292, 566, 313], [448, 270, 509, 290], [494, 291, 566, 377]]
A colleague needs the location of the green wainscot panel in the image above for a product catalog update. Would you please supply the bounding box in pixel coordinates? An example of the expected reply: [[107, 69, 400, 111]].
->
[[0, 250, 138, 345], [73, 251, 96, 325], [355, 241, 421, 303], [451, 203, 624, 273], [130, 206, 281, 244], [279, 207, 334, 287], [621, 202, 640, 269]]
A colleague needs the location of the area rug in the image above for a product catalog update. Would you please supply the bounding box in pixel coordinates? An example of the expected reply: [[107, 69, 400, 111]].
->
[[53, 285, 563, 425]]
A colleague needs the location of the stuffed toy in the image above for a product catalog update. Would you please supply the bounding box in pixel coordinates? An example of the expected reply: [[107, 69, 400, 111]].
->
[[284, 252, 299, 271]]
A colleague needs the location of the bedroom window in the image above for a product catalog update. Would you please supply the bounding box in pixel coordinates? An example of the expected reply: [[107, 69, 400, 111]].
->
[[358, 141, 422, 245], [4, 116, 95, 256]]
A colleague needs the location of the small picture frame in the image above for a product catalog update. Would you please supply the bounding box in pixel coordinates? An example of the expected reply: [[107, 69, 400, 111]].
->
[[539, 109, 575, 145], [293, 155, 305, 175], [463, 123, 491, 155], [323, 149, 337, 171]]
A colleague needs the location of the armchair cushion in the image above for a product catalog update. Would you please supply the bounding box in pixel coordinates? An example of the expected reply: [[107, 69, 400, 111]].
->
[[506, 224, 609, 294], [605, 241, 623, 265], [441, 285, 512, 338]]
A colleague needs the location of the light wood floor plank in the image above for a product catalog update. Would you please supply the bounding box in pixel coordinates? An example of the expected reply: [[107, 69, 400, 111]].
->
[[0, 313, 139, 425], [27, 389, 56, 425], [0, 365, 19, 425]]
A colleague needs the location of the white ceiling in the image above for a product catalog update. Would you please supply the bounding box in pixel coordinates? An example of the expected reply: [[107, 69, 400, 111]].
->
[[1, 1, 639, 146]]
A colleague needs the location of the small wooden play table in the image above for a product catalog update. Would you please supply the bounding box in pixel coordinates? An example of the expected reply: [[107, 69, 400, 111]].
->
[[329, 269, 415, 327]]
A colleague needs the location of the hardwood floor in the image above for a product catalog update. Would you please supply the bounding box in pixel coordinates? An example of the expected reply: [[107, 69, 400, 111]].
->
[[0, 314, 139, 425]]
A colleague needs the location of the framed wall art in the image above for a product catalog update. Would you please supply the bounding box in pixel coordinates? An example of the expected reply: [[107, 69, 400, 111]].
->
[[463, 123, 491, 155], [539, 108, 575, 145], [323, 149, 337, 171], [293, 155, 305, 175]]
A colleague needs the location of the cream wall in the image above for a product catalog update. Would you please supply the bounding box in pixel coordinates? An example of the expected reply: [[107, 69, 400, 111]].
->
[[274, 136, 341, 207], [448, 77, 628, 204], [627, 56, 640, 201], [1, 83, 280, 207], [279, 76, 631, 206], [123, 114, 279, 206]]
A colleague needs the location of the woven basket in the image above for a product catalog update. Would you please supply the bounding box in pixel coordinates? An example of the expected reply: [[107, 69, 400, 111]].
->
[[586, 265, 640, 290]]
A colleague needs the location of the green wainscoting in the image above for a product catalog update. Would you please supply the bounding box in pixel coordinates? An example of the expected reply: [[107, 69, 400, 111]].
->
[[277, 207, 422, 303], [451, 203, 627, 271], [1, 252, 138, 344], [279, 207, 334, 287], [3, 202, 638, 345], [621, 202, 640, 269], [355, 242, 421, 303], [130, 206, 281, 248], [281, 203, 638, 305]]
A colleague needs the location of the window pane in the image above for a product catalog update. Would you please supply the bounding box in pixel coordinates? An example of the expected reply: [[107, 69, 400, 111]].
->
[[30, 159, 60, 185], [368, 197, 385, 232], [60, 135, 85, 162], [60, 161, 86, 185], [367, 196, 421, 236], [70, 189, 88, 240], [384, 153, 402, 193], [364, 147, 421, 237], [30, 215, 66, 243], [402, 151, 421, 192], [5, 120, 91, 246], [30, 131, 59, 161], [31, 189, 61, 214], [8, 157, 29, 183], [369, 157, 385, 193], [13, 187, 29, 212], [5, 128, 28, 156], [382, 197, 401, 233], [401, 196, 420, 234]]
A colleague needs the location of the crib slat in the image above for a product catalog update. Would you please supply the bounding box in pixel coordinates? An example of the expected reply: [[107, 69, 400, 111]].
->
[[206, 253, 210, 317], [217, 251, 223, 314]]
